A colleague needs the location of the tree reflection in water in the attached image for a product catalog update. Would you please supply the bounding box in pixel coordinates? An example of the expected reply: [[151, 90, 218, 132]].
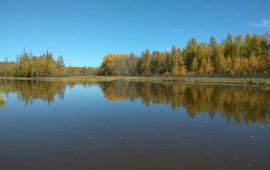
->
[[1, 80, 270, 125], [0, 91, 5, 110]]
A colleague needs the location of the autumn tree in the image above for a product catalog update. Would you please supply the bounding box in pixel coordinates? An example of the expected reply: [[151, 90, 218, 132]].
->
[[207, 36, 218, 68], [224, 33, 234, 58], [171, 47, 181, 75], [183, 38, 198, 71], [215, 46, 227, 73], [191, 57, 198, 73], [139, 50, 151, 75], [249, 54, 258, 73], [1, 33, 270, 77], [100, 54, 128, 76]]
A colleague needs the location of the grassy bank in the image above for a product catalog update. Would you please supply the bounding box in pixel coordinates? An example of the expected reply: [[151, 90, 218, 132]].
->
[[1, 76, 270, 87]]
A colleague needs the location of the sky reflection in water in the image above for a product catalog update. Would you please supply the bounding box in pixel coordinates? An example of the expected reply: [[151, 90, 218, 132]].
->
[[0, 80, 269, 170]]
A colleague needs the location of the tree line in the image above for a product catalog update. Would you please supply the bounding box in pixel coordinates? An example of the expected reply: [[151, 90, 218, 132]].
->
[[1, 33, 270, 77], [0, 51, 98, 77], [100, 33, 270, 76]]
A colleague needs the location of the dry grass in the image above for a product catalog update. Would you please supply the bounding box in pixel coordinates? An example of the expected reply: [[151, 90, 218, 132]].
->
[[0, 76, 270, 86]]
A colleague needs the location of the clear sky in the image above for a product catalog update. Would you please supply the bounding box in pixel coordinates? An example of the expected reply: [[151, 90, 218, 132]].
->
[[0, 0, 270, 67]]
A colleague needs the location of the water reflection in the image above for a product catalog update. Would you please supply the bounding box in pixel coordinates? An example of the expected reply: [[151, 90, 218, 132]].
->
[[1, 80, 66, 105], [1, 80, 270, 125], [0, 91, 5, 109], [101, 81, 270, 125]]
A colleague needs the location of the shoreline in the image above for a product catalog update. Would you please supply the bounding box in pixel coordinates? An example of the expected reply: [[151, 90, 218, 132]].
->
[[1, 76, 270, 87]]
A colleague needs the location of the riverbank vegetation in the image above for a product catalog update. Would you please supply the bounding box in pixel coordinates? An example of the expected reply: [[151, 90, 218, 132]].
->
[[1, 33, 270, 78], [0, 51, 98, 77], [100, 33, 270, 76], [1, 76, 270, 87]]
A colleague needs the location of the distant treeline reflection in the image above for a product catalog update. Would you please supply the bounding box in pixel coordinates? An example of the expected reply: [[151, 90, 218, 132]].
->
[[1, 80, 67, 105], [0, 91, 5, 109], [100, 81, 270, 125], [1, 80, 270, 125]]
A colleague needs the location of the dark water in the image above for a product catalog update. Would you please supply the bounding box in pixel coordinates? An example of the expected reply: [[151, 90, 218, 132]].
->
[[0, 80, 270, 170]]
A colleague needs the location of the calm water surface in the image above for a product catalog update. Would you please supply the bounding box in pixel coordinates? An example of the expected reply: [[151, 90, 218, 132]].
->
[[0, 80, 270, 170]]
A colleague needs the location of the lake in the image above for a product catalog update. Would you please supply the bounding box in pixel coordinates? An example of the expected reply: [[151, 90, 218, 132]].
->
[[0, 80, 270, 170]]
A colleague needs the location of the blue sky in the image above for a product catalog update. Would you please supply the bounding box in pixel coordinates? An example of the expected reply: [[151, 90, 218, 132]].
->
[[0, 0, 270, 67]]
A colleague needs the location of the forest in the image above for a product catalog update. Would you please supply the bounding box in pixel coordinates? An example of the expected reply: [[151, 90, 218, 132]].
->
[[1, 33, 270, 77], [100, 33, 270, 76], [0, 51, 98, 77]]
